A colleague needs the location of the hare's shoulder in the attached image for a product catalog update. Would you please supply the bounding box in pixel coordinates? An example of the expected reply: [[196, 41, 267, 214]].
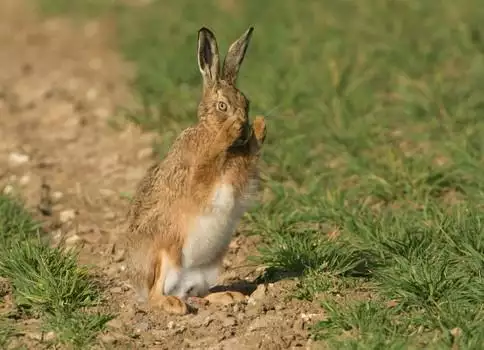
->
[[166, 125, 205, 157], [162, 126, 210, 167], [146, 126, 204, 187]]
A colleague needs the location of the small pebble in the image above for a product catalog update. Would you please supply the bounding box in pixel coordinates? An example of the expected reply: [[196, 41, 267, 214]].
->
[[44, 331, 56, 341], [112, 247, 126, 262], [59, 209, 76, 223], [104, 211, 116, 220], [52, 191, 64, 202], [110, 286, 123, 294], [64, 234, 82, 247], [3, 185, 14, 195], [86, 88, 98, 101], [135, 321, 150, 333], [137, 147, 153, 160], [8, 152, 29, 166], [222, 315, 237, 327], [248, 284, 268, 304], [106, 318, 124, 330], [19, 174, 30, 185], [100, 334, 117, 344]]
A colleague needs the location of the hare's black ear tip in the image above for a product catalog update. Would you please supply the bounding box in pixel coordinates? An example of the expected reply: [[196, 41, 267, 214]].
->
[[198, 27, 215, 37], [247, 26, 254, 34]]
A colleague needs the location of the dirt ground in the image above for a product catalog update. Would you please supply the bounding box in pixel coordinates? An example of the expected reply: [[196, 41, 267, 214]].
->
[[0, 1, 323, 349]]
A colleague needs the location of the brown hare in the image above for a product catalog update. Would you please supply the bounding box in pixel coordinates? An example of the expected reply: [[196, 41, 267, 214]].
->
[[123, 26, 267, 314]]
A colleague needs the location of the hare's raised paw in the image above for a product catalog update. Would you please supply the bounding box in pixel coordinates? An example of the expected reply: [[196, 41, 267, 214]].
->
[[204, 291, 247, 305], [211, 116, 244, 153], [149, 295, 189, 315], [252, 115, 267, 144], [224, 116, 245, 145]]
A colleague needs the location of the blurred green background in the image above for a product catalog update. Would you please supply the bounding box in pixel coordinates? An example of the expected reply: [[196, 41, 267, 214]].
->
[[40, 0, 484, 197]]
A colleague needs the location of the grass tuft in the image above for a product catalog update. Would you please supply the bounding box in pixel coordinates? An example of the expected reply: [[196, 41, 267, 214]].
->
[[0, 242, 101, 315], [0, 194, 112, 348], [46, 311, 114, 348], [0, 195, 40, 245]]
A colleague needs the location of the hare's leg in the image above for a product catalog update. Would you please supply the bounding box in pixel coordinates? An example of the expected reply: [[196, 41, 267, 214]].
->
[[148, 250, 188, 315]]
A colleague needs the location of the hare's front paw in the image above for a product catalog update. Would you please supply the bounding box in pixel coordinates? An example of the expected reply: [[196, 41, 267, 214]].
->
[[227, 116, 245, 144], [252, 115, 267, 145], [216, 116, 244, 149]]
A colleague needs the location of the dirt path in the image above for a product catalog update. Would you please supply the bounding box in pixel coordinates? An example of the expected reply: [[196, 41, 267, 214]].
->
[[0, 1, 321, 349]]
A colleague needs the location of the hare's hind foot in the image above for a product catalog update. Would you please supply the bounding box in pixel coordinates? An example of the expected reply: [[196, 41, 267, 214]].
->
[[145, 251, 189, 315], [149, 294, 189, 315], [204, 291, 247, 305]]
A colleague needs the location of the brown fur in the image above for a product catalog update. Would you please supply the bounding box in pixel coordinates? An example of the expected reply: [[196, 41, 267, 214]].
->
[[121, 27, 266, 314]]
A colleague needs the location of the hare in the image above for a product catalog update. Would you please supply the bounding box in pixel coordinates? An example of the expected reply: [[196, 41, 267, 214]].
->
[[123, 26, 267, 315]]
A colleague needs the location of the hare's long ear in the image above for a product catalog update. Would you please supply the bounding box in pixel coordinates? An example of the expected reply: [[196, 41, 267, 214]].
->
[[222, 26, 254, 85], [197, 27, 220, 87]]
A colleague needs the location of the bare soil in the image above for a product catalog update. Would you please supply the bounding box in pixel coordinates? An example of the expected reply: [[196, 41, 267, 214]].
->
[[0, 1, 323, 349]]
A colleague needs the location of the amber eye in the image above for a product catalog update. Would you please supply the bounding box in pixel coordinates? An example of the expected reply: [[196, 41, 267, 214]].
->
[[217, 101, 228, 112]]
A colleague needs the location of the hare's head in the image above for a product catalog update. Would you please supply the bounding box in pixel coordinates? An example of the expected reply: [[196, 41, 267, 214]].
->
[[196, 26, 254, 145]]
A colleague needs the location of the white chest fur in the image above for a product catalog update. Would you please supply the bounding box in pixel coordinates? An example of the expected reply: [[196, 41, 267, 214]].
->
[[182, 183, 246, 268]]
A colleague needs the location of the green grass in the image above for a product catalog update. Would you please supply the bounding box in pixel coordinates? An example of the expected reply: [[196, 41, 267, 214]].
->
[[37, 0, 484, 348], [0, 317, 16, 348], [0, 195, 112, 348]]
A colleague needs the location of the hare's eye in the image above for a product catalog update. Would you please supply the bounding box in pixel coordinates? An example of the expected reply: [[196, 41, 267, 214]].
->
[[217, 101, 228, 112]]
